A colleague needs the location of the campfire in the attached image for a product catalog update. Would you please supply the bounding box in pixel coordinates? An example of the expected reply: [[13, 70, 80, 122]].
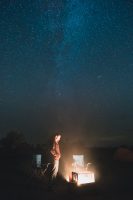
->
[[66, 155, 95, 186]]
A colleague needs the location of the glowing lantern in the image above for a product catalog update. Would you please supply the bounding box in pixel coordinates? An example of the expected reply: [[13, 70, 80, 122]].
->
[[76, 171, 95, 185], [67, 155, 95, 185]]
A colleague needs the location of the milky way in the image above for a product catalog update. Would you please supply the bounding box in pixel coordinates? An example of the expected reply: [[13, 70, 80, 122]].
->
[[0, 0, 133, 145]]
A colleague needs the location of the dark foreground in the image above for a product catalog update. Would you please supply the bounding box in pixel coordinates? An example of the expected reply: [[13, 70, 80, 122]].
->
[[0, 150, 133, 200]]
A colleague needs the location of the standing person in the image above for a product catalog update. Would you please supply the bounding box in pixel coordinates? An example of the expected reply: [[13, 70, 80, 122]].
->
[[48, 133, 61, 188]]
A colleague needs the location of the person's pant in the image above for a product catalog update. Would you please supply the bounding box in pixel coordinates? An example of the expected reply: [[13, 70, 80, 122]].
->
[[48, 160, 59, 189], [51, 159, 59, 180]]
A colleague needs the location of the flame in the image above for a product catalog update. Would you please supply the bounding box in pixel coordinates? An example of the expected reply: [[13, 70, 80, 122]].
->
[[64, 155, 95, 185]]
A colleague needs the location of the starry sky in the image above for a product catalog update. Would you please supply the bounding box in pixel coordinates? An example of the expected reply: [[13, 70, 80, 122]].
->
[[0, 0, 133, 146]]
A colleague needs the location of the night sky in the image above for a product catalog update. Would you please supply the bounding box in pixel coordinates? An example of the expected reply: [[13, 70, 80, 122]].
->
[[0, 0, 133, 146]]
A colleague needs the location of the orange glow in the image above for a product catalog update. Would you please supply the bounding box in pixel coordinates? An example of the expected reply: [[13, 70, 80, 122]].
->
[[64, 155, 95, 185]]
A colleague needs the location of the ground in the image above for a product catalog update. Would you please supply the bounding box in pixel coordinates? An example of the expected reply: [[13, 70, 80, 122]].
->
[[0, 148, 132, 200]]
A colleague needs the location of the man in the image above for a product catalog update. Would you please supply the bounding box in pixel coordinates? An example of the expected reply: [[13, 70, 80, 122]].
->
[[49, 133, 61, 184]]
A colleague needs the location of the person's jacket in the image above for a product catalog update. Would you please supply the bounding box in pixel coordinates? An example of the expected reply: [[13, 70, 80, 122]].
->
[[50, 142, 61, 160]]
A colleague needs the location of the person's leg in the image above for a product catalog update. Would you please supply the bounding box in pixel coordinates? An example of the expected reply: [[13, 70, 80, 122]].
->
[[51, 160, 59, 180], [48, 160, 59, 190]]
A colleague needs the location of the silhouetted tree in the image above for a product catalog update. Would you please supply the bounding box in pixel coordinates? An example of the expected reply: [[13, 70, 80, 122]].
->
[[0, 129, 26, 152]]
